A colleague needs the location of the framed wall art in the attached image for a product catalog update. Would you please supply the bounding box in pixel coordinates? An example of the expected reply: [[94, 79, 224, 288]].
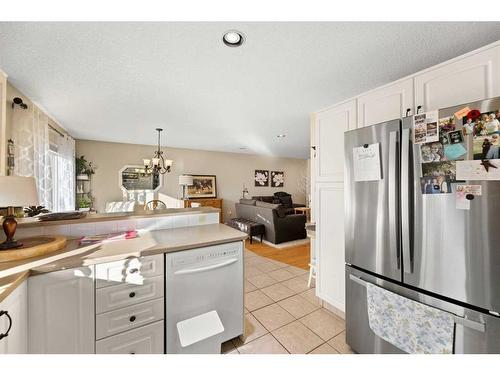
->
[[254, 170, 269, 187], [271, 171, 284, 187], [187, 175, 217, 198]]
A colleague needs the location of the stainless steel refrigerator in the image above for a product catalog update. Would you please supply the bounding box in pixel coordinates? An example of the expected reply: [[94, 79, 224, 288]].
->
[[344, 97, 500, 354]]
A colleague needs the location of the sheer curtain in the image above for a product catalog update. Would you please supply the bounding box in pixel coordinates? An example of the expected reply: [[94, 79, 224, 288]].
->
[[12, 104, 75, 212]]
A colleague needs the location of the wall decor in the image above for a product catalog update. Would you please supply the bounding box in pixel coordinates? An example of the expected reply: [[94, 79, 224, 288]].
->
[[254, 170, 269, 187], [119, 165, 162, 193], [187, 175, 217, 198], [271, 171, 285, 187]]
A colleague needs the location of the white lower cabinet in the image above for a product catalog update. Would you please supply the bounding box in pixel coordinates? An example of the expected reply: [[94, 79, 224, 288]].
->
[[315, 183, 345, 312], [95, 255, 165, 354], [96, 298, 164, 340], [96, 275, 164, 314], [28, 267, 95, 353], [0, 280, 28, 354], [96, 320, 164, 354]]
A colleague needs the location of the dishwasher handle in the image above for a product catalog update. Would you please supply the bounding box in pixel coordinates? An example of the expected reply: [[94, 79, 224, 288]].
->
[[174, 258, 238, 275]]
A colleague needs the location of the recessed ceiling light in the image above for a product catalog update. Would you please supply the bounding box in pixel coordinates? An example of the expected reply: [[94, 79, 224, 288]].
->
[[223, 30, 244, 47], [277, 134, 286, 138]]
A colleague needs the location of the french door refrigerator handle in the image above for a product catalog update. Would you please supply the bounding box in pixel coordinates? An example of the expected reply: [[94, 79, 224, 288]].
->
[[401, 128, 413, 273], [388, 130, 400, 270]]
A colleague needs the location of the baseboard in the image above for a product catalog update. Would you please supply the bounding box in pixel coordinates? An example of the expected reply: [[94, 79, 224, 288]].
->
[[321, 299, 346, 320], [253, 238, 310, 249]]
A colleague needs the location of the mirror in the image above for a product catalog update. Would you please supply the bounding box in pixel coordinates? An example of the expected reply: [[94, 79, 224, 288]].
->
[[119, 165, 162, 193]]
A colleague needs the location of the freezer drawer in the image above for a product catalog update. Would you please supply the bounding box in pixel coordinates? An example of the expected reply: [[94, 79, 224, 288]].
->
[[346, 265, 500, 354]]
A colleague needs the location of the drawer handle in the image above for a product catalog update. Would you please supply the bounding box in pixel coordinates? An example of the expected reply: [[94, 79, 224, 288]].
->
[[129, 292, 136, 298], [0, 310, 12, 341], [130, 352, 135, 354], [129, 315, 136, 322], [129, 268, 139, 274]]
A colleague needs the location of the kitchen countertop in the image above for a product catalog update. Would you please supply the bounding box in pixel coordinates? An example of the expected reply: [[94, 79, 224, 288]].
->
[[0, 224, 247, 301], [0, 271, 29, 304], [14, 206, 220, 228]]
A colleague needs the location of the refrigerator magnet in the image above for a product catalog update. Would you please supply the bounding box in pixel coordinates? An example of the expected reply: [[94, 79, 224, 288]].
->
[[456, 190, 470, 210], [456, 160, 500, 180], [413, 110, 439, 144], [454, 106, 471, 120], [447, 130, 464, 144], [444, 143, 467, 160], [352, 143, 382, 182], [421, 160, 457, 182], [420, 176, 452, 194], [456, 184, 482, 196]]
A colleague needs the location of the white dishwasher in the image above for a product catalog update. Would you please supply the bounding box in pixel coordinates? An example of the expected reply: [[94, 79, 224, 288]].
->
[[165, 241, 244, 353]]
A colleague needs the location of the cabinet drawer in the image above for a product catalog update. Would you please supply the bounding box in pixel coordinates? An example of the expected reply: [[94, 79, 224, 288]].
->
[[96, 298, 164, 340], [96, 276, 164, 314], [96, 254, 164, 289], [96, 321, 164, 354]]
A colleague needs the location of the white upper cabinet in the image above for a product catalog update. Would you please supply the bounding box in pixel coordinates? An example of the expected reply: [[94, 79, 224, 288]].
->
[[28, 267, 95, 354], [313, 99, 356, 183], [415, 44, 500, 111], [0, 280, 28, 354], [357, 78, 414, 127]]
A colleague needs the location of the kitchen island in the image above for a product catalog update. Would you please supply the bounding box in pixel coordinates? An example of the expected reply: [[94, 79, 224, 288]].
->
[[0, 207, 247, 354]]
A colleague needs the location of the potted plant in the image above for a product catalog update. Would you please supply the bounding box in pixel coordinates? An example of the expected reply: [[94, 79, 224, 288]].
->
[[76, 156, 95, 180], [77, 197, 91, 212], [24, 205, 50, 217]]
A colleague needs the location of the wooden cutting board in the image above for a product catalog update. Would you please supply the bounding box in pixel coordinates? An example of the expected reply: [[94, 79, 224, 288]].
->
[[0, 236, 67, 263]]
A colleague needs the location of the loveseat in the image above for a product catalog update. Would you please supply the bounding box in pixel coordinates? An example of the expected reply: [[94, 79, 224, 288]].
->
[[252, 191, 305, 215], [235, 198, 307, 244]]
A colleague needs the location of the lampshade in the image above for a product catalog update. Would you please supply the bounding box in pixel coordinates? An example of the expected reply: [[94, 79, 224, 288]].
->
[[178, 175, 193, 186], [0, 176, 39, 207]]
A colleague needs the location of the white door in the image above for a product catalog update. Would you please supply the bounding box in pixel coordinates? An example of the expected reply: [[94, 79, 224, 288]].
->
[[357, 78, 414, 127], [0, 280, 28, 354], [415, 45, 500, 111], [313, 100, 356, 183], [315, 182, 345, 313], [28, 267, 95, 353]]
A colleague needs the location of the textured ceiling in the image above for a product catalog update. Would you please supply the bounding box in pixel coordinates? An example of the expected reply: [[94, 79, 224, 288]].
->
[[1, 22, 500, 158]]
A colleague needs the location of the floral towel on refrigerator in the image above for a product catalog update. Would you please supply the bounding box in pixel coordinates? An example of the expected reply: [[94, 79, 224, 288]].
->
[[366, 283, 455, 354]]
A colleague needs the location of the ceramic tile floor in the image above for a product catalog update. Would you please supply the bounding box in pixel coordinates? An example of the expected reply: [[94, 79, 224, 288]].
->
[[221, 248, 354, 354]]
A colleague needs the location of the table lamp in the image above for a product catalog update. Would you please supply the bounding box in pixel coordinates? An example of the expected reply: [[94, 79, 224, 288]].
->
[[178, 175, 193, 200], [0, 176, 39, 250]]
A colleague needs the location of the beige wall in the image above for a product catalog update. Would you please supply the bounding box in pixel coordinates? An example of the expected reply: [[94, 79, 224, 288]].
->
[[76, 139, 308, 219]]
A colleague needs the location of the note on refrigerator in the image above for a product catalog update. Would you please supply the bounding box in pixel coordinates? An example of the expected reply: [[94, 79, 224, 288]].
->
[[455, 191, 470, 210], [456, 160, 500, 181], [353, 143, 382, 182]]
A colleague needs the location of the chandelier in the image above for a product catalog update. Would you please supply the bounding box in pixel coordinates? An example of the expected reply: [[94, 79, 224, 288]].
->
[[143, 128, 173, 175]]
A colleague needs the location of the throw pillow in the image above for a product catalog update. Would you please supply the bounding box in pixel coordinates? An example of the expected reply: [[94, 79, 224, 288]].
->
[[278, 195, 293, 209], [239, 198, 256, 206], [255, 201, 281, 210]]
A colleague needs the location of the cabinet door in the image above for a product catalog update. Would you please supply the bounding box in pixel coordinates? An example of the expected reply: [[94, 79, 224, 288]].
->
[[415, 45, 500, 111], [28, 267, 95, 353], [313, 100, 356, 183], [0, 280, 28, 354], [315, 183, 345, 312], [357, 78, 414, 127]]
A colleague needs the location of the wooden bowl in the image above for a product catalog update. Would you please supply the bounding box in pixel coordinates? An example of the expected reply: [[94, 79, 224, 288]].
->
[[0, 236, 67, 263]]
